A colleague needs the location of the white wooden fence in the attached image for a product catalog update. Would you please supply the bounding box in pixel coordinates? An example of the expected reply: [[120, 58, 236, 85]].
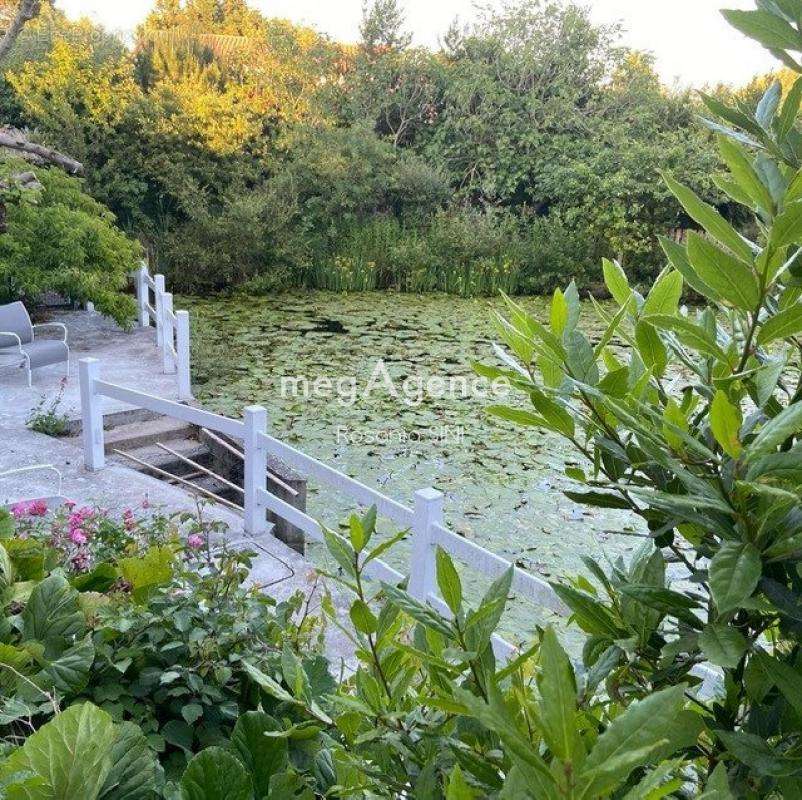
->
[[132, 263, 191, 402], [77, 357, 566, 661]]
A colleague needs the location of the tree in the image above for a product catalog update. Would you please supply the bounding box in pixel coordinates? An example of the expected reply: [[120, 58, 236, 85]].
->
[[359, 0, 411, 51], [0, 0, 83, 235]]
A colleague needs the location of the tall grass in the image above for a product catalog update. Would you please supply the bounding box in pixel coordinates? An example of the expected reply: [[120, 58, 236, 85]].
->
[[302, 208, 594, 296]]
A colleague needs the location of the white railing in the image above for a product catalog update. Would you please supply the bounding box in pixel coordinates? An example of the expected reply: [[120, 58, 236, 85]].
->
[[78, 358, 566, 662], [133, 263, 192, 401]]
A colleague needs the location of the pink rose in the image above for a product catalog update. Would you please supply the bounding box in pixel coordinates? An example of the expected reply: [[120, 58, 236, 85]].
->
[[187, 534, 204, 550], [29, 500, 47, 517], [10, 502, 30, 518], [69, 529, 87, 545]]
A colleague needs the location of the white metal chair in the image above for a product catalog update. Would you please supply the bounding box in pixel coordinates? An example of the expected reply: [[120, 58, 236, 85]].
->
[[0, 301, 69, 386]]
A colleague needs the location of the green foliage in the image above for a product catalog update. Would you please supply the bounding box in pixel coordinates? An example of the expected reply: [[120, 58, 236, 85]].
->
[[467, 6, 802, 790], [0, 0, 725, 298], [0, 502, 320, 797], [0, 162, 139, 326], [26, 379, 70, 438]]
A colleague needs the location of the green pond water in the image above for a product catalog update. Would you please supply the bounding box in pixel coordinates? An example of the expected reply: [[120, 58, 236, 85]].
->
[[181, 291, 642, 644]]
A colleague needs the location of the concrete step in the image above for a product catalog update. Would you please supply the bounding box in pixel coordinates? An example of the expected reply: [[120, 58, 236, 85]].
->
[[65, 407, 163, 437], [117, 439, 213, 477], [103, 416, 196, 453]]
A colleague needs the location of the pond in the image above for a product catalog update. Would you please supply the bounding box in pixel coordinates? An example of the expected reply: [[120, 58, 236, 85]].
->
[[181, 291, 643, 643]]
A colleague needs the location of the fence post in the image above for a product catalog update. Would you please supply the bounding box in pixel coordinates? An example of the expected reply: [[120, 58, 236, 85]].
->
[[408, 487, 444, 602], [243, 405, 268, 536], [78, 358, 105, 471], [162, 292, 175, 374], [136, 264, 148, 327], [176, 310, 192, 401], [154, 274, 166, 347]]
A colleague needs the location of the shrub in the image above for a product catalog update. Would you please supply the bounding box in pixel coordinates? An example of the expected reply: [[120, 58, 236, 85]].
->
[[26, 377, 70, 437], [0, 160, 139, 326], [0, 500, 321, 794], [468, 12, 802, 789], [159, 183, 304, 294]]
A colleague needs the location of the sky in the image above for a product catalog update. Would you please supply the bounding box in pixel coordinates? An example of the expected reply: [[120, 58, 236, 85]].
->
[[56, 0, 781, 89]]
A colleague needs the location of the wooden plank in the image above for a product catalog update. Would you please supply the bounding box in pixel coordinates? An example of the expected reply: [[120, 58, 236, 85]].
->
[[94, 381, 244, 439], [201, 427, 298, 497], [154, 441, 244, 495], [260, 432, 414, 527], [112, 448, 244, 512]]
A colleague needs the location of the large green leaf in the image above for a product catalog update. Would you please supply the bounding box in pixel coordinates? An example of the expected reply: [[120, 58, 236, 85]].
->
[[446, 766, 479, 800], [709, 542, 762, 614], [21, 572, 85, 658], [635, 321, 667, 376], [602, 258, 631, 307], [779, 75, 802, 137], [536, 627, 577, 762], [465, 566, 513, 652], [34, 636, 94, 696], [98, 721, 158, 800], [230, 712, 287, 797], [753, 650, 802, 718], [717, 136, 776, 216], [642, 270, 684, 316], [722, 8, 802, 51], [770, 200, 802, 247], [578, 685, 687, 797], [699, 622, 748, 668], [698, 763, 735, 799], [118, 547, 174, 601], [620, 586, 703, 628], [180, 748, 253, 800], [621, 760, 684, 800], [550, 584, 624, 638], [686, 232, 760, 310], [435, 547, 462, 616], [659, 237, 721, 300], [710, 390, 743, 459], [717, 730, 802, 777], [757, 302, 802, 345], [756, 79, 782, 129], [644, 314, 730, 363], [1, 703, 116, 800], [381, 584, 454, 638], [456, 687, 559, 800], [663, 177, 754, 262], [749, 401, 802, 457], [529, 390, 575, 438]]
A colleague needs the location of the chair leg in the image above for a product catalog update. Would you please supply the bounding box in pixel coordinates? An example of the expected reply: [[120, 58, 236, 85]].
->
[[26, 366, 31, 387]]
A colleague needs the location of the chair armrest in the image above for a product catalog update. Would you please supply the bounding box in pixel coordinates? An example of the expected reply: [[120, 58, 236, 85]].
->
[[32, 323, 68, 342], [0, 331, 22, 351]]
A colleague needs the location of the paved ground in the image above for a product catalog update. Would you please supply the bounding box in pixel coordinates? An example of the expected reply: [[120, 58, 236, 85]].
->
[[1, 310, 180, 428], [1, 310, 354, 668]]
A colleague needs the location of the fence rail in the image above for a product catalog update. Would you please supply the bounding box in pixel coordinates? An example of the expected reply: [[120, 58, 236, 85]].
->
[[78, 358, 565, 662], [132, 263, 192, 401]]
